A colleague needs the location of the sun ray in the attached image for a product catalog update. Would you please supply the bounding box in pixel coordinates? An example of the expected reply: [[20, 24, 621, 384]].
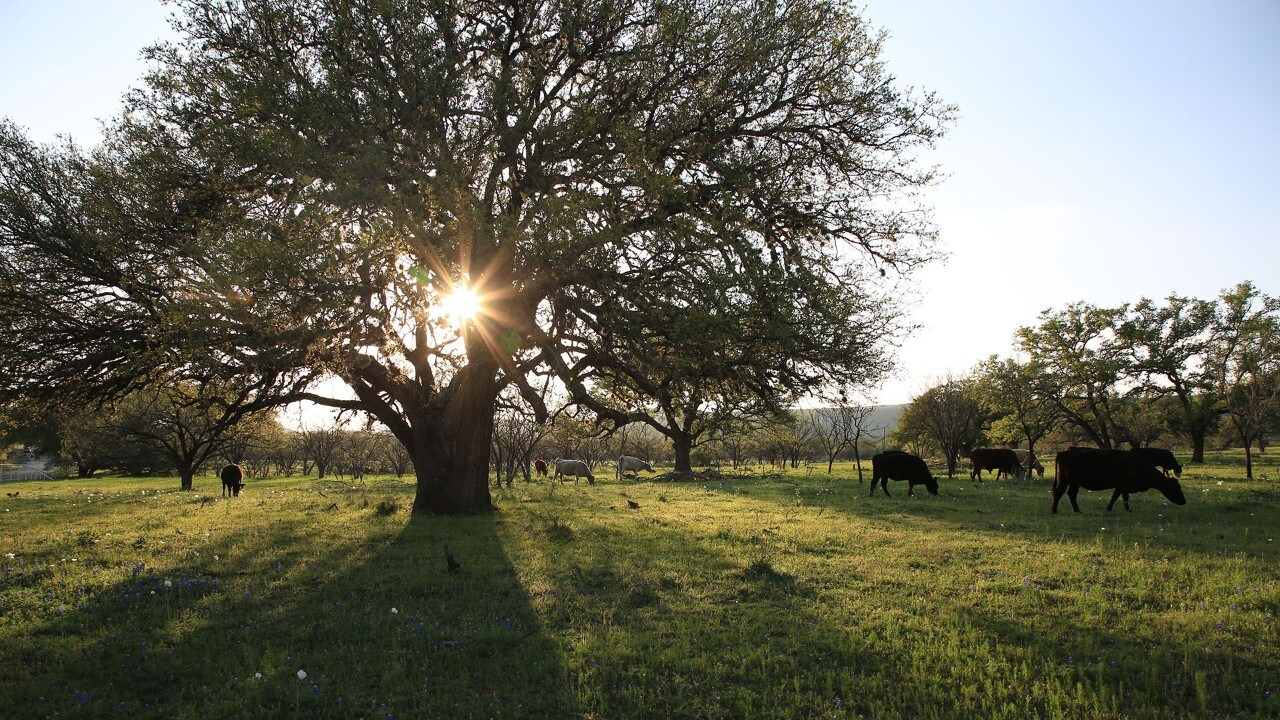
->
[[441, 285, 483, 327]]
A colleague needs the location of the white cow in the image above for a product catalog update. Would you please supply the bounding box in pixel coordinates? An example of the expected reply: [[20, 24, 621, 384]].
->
[[617, 455, 654, 480], [553, 458, 596, 485], [1011, 449, 1044, 478]]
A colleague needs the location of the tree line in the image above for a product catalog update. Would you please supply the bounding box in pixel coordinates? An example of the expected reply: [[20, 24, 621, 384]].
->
[[896, 282, 1280, 478], [4, 386, 896, 490]]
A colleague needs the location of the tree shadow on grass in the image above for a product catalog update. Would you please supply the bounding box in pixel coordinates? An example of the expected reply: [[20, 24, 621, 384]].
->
[[506, 481, 1279, 719], [2, 495, 577, 719]]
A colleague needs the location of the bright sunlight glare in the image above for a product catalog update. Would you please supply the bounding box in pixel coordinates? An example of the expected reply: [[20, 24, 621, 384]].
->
[[440, 286, 483, 326]]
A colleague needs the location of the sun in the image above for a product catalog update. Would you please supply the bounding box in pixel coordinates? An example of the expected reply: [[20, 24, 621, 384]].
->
[[440, 286, 483, 326]]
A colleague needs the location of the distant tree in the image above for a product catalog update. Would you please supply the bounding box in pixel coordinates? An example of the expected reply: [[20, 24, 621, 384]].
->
[[1215, 284, 1280, 478], [807, 401, 877, 477], [709, 417, 754, 470], [897, 374, 989, 477], [1018, 303, 1128, 448], [1109, 393, 1173, 449], [57, 407, 135, 478], [218, 414, 286, 476], [333, 428, 383, 482], [1115, 294, 1222, 461], [542, 413, 610, 471], [490, 388, 553, 486], [263, 427, 305, 477], [379, 433, 413, 479], [976, 356, 1060, 457], [299, 424, 343, 480], [783, 413, 815, 469], [845, 403, 882, 483], [113, 382, 275, 490]]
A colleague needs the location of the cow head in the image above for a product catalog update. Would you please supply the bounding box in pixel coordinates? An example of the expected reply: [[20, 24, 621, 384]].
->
[[1156, 476, 1187, 505], [922, 474, 939, 496]]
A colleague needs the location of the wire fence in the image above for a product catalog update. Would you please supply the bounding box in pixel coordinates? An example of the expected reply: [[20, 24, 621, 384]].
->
[[0, 463, 56, 482]]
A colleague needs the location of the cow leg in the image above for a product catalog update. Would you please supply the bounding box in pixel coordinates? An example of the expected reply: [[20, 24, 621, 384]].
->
[[1068, 485, 1082, 513], [1051, 484, 1064, 513], [1106, 488, 1123, 511]]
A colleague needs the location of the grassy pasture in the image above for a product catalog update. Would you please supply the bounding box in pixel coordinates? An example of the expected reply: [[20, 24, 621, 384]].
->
[[1, 453, 1277, 719]]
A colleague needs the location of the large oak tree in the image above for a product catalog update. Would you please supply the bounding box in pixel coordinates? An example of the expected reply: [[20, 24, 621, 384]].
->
[[1, 0, 949, 513]]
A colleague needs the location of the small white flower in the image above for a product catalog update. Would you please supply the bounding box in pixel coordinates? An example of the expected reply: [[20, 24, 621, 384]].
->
[[164, 579, 172, 587], [1217, 480, 1224, 486], [255, 672, 263, 679], [297, 670, 307, 680], [4, 552, 14, 559], [58, 604, 68, 612], [213, 555, 220, 560], [391, 607, 399, 614]]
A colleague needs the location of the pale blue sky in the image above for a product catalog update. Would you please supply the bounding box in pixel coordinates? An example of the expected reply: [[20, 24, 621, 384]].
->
[[2, 0, 1277, 405]]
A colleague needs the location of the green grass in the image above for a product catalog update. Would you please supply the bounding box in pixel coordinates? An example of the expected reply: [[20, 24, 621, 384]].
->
[[1, 452, 1277, 719]]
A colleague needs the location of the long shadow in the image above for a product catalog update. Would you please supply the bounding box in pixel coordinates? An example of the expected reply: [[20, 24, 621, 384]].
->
[[2, 487, 576, 719], [6, 470, 1277, 718], [688, 466, 1280, 558], [529, 475, 1278, 718]]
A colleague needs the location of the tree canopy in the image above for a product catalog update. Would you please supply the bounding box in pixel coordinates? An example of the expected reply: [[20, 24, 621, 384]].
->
[[1, 0, 950, 513]]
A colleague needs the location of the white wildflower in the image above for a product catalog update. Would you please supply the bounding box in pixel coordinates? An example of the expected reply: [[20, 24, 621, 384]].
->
[[297, 670, 308, 680]]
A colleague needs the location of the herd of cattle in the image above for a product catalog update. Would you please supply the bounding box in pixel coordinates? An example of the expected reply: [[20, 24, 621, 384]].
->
[[869, 446, 1187, 513], [533, 447, 1188, 514], [218, 445, 1189, 514], [532, 456, 655, 484]]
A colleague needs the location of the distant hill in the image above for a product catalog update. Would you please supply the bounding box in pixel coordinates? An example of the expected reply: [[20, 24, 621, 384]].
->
[[793, 404, 903, 436]]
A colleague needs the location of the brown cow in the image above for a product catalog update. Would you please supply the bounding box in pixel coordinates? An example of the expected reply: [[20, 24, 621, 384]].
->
[[969, 448, 1021, 481], [534, 459, 548, 477]]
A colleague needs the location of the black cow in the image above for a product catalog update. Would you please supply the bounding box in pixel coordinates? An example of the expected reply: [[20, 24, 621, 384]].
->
[[969, 448, 1022, 481], [1052, 448, 1187, 513], [1133, 447, 1182, 477], [870, 451, 938, 497], [220, 464, 245, 498]]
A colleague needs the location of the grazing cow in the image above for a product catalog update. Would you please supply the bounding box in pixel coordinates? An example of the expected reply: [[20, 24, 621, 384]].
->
[[1011, 449, 1045, 478], [1052, 448, 1187, 513], [220, 463, 245, 497], [553, 458, 596, 485], [617, 455, 654, 480], [1133, 447, 1182, 478], [969, 448, 1022, 481], [533, 459, 548, 477], [870, 451, 938, 497]]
